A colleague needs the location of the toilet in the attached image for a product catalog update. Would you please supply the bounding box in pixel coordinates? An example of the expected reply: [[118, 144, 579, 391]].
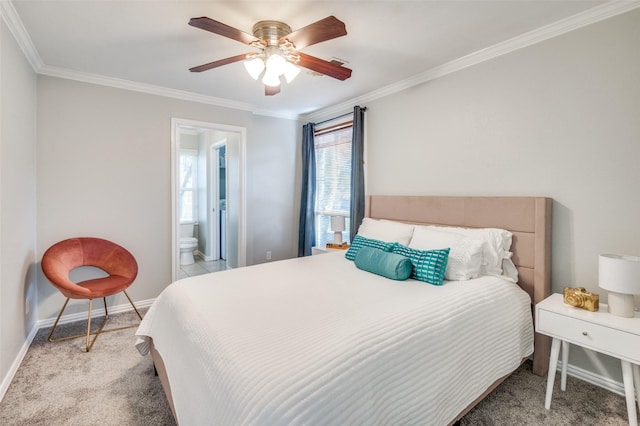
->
[[179, 223, 198, 266]]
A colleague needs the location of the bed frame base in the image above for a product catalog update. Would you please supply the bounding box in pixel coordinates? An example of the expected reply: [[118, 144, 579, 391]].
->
[[150, 343, 177, 422]]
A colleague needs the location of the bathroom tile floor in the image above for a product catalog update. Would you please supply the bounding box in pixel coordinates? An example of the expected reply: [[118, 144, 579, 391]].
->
[[179, 256, 229, 279]]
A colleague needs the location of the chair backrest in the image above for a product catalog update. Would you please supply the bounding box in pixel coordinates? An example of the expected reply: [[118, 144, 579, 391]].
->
[[42, 237, 138, 297]]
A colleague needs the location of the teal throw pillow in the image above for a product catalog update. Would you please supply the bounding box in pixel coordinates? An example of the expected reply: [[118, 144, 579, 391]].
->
[[345, 235, 396, 261], [354, 247, 413, 281], [392, 244, 450, 285]]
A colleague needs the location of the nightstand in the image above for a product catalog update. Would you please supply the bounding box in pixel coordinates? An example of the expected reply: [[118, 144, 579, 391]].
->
[[311, 246, 349, 255], [536, 293, 640, 425], [311, 246, 328, 255]]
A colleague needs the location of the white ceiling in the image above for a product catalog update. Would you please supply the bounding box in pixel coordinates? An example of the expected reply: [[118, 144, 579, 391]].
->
[[7, 0, 626, 118]]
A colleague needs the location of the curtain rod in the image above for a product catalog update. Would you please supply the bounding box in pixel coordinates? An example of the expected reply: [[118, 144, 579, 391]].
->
[[313, 107, 367, 126]]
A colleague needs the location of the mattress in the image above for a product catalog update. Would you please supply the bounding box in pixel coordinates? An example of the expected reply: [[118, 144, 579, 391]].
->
[[136, 251, 533, 425]]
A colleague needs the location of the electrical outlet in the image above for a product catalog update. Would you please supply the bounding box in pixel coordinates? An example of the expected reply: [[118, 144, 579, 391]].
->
[[266, 251, 272, 260]]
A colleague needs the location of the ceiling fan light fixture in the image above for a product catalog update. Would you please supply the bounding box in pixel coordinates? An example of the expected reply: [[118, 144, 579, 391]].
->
[[265, 52, 286, 76], [244, 57, 265, 80], [188, 16, 351, 95], [262, 71, 281, 87], [283, 61, 301, 83]]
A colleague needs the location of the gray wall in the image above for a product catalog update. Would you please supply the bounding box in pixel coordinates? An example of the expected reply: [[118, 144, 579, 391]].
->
[[248, 114, 301, 265], [36, 75, 299, 320], [0, 20, 37, 387], [363, 10, 640, 381]]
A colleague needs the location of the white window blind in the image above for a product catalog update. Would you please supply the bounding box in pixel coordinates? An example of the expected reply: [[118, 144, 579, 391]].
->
[[179, 150, 198, 223], [314, 120, 353, 247]]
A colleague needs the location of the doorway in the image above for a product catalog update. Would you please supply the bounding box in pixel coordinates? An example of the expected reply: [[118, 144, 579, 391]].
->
[[209, 142, 227, 262], [171, 118, 247, 282]]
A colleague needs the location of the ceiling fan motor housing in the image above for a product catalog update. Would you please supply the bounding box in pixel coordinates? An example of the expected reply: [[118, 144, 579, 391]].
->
[[252, 21, 292, 45]]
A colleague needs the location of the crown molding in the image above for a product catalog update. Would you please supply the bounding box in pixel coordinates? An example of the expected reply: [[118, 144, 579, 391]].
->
[[37, 64, 296, 120], [3, 0, 638, 122], [39, 64, 258, 111], [39, 65, 300, 119], [1, 0, 297, 120], [301, 1, 640, 122], [0, 0, 43, 70], [251, 107, 298, 120]]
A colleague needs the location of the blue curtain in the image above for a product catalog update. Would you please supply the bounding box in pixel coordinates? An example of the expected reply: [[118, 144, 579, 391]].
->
[[350, 106, 366, 242], [298, 123, 316, 257]]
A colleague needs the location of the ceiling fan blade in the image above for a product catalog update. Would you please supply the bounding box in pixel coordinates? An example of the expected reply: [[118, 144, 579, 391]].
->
[[189, 17, 261, 45], [265, 85, 281, 96], [296, 52, 352, 81], [189, 53, 250, 73], [281, 16, 347, 49]]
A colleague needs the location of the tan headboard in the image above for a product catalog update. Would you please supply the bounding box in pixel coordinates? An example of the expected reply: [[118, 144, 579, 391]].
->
[[366, 195, 552, 376]]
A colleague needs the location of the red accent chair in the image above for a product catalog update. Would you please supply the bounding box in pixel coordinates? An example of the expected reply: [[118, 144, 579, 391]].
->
[[41, 237, 142, 352]]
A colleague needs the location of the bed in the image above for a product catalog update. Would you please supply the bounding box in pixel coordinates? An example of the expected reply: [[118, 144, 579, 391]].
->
[[136, 195, 552, 425]]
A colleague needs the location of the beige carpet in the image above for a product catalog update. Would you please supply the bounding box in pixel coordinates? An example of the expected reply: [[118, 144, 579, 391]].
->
[[0, 310, 175, 426], [460, 361, 629, 425], [0, 310, 631, 425]]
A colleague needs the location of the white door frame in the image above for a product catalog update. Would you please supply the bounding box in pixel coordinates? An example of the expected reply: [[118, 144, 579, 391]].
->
[[171, 118, 247, 281]]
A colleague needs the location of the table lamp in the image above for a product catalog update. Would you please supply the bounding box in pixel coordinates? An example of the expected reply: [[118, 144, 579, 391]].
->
[[598, 254, 640, 318], [330, 216, 345, 244]]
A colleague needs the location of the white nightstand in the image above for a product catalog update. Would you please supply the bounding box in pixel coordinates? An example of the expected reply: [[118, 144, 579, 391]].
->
[[536, 293, 640, 425], [311, 246, 349, 255]]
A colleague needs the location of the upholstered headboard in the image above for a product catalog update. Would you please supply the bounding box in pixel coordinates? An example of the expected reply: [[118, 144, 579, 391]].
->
[[366, 195, 552, 376]]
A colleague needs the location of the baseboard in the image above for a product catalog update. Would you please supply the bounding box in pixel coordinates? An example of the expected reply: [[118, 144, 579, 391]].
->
[[196, 250, 213, 262], [0, 297, 155, 402], [0, 321, 40, 402], [35, 298, 155, 328], [557, 360, 627, 398]]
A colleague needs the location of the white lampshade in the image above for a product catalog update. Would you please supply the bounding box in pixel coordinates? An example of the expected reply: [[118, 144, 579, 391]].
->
[[261, 71, 281, 87], [599, 253, 640, 317], [331, 216, 345, 232], [265, 53, 286, 76], [243, 58, 265, 80], [283, 62, 301, 83]]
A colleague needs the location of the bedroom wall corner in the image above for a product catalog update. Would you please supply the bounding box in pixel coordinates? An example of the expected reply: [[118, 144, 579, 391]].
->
[[0, 18, 38, 398]]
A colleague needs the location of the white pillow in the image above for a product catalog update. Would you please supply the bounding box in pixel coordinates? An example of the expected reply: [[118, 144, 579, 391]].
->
[[357, 218, 414, 246], [409, 226, 484, 281], [428, 225, 514, 279], [501, 258, 519, 283]]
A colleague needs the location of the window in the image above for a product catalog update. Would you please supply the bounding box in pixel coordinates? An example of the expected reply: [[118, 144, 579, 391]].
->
[[314, 119, 353, 248], [179, 149, 198, 223]]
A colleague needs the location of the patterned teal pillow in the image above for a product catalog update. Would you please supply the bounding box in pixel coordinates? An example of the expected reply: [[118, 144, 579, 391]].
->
[[392, 244, 450, 285], [345, 235, 396, 261]]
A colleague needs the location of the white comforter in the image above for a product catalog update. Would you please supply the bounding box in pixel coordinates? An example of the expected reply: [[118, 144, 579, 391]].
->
[[136, 252, 533, 425]]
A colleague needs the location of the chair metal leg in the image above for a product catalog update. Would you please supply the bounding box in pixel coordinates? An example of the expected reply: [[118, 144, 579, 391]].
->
[[86, 299, 92, 351], [124, 290, 143, 320], [48, 297, 108, 349], [48, 297, 71, 342], [47, 291, 143, 352], [85, 299, 109, 352]]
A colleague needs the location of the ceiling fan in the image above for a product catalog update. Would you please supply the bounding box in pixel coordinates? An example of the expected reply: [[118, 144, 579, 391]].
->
[[188, 15, 353, 96]]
